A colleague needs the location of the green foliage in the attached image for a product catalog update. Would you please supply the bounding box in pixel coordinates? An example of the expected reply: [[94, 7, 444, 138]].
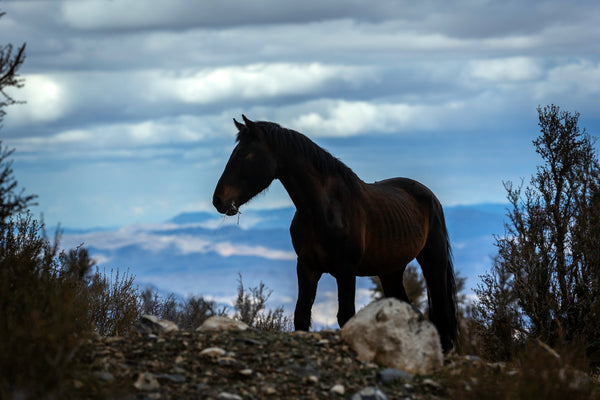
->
[[474, 105, 600, 366]]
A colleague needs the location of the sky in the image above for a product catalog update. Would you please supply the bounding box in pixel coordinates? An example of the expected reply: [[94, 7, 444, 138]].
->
[[1, 0, 599, 229]]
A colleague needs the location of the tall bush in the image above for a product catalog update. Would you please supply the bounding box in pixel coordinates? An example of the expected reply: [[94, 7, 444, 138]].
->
[[474, 105, 600, 364]]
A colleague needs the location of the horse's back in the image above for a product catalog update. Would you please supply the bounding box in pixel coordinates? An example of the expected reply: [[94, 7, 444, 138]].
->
[[370, 177, 435, 201]]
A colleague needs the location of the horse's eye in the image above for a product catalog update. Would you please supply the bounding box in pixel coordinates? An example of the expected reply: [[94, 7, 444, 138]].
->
[[239, 150, 253, 159]]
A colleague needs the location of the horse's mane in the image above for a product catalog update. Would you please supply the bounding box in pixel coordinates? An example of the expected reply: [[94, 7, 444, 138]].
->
[[239, 121, 362, 192]]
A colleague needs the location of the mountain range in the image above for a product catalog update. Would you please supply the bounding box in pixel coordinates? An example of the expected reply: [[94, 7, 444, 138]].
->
[[61, 203, 507, 328]]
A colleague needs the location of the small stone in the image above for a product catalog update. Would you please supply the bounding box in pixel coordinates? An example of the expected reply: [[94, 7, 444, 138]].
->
[[94, 371, 115, 382], [217, 392, 243, 400], [348, 386, 389, 400], [422, 378, 442, 390], [330, 384, 345, 395], [133, 372, 160, 391], [173, 366, 186, 374], [197, 316, 249, 331], [464, 355, 483, 363], [263, 386, 277, 395], [155, 373, 185, 383], [239, 368, 253, 376], [308, 375, 319, 383], [234, 337, 263, 346], [377, 368, 413, 383], [199, 347, 227, 357], [136, 315, 179, 334], [217, 356, 237, 365]]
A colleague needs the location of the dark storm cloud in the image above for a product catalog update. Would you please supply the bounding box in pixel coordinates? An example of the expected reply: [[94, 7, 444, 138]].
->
[[0, 0, 599, 227]]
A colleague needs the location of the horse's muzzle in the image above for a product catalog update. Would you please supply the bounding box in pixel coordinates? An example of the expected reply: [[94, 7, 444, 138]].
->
[[213, 194, 238, 216]]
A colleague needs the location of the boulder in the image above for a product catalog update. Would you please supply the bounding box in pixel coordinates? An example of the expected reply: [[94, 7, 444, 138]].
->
[[135, 315, 179, 334], [341, 298, 443, 375], [196, 316, 250, 331]]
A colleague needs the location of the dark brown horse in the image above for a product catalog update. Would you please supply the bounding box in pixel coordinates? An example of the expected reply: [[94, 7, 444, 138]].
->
[[213, 115, 458, 351]]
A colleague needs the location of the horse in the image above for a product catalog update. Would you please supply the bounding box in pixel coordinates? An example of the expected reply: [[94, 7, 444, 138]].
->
[[212, 115, 459, 352]]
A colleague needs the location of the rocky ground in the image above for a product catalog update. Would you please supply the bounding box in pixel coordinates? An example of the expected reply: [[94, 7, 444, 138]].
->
[[71, 326, 599, 400]]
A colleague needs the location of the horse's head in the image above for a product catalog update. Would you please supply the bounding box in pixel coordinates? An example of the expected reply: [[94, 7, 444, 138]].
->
[[213, 115, 277, 216]]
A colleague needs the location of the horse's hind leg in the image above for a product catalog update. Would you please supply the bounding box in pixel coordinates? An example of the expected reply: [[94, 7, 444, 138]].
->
[[379, 268, 410, 302], [416, 231, 458, 352]]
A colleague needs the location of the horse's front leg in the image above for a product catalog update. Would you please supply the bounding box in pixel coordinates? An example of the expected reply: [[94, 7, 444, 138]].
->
[[336, 272, 356, 328], [294, 257, 322, 331]]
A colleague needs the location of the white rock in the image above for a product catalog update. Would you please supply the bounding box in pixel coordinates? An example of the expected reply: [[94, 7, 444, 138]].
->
[[348, 386, 389, 400], [217, 392, 243, 400], [341, 298, 443, 374], [330, 384, 345, 395], [137, 315, 179, 334], [196, 316, 250, 331], [133, 372, 160, 391], [199, 347, 227, 357]]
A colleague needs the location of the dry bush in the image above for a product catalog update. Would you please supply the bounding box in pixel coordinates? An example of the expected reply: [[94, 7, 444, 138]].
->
[[178, 295, 228, 330], [0, 214, 91, 398], [140, 287, 228, 330], [473, 106, 600, 366], [442, 340, 599, 400], [87, 267, 140, 336], [234, 274, 292, 332]]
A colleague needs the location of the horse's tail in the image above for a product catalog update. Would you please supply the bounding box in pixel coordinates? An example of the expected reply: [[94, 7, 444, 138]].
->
[[417, 194, 459, 353]]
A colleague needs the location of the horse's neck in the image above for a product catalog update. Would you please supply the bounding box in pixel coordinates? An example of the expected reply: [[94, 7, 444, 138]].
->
[[277, 157, 361, 219], [277, 162, 323, 214]]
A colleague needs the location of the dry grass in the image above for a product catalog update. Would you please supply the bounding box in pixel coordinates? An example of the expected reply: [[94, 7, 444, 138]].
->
[[442, 340, 599, 400]]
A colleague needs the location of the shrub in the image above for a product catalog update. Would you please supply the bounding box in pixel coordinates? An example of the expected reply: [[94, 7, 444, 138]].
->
[[474, 105, 600, 366], [442, 340, 598, 400], [234, 274, 292, 332], [0, 214, 91, 398], [140, 287, 227, 330], [87, 267, 140, 336]]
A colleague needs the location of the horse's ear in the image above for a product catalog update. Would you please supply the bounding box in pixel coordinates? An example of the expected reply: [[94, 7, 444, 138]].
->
[[241, 115, 263, 141], [233, 118, 245, 131], [242, 114, 254, 128]]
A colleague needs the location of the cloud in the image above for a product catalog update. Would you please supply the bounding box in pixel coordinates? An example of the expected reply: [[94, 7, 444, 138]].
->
[[311, 288, 374, 328], [3, 0, 599, 231], [288, 99, 464, 137], [6, 74, 70, 123], [542, 60, 600, 96], [212, 242, 296, 260], [151, 63, 374, 104], [469, 57, 543, 82], [62, 223, 295, 261], [57, 0, 440, 31], [9, 115, 213, 156]]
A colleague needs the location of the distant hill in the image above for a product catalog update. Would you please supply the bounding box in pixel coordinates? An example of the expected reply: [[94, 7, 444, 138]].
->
[[62, 203, 508, 328]]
